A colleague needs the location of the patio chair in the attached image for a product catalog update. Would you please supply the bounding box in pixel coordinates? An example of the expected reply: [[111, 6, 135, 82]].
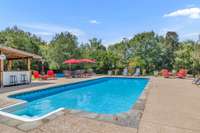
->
[[47, 70, 56, 79], [64, 70, 72, 78], [192, 77, 200, 84], [161, 69, 171, 78], [176, 69, 187, 78], [80, 70, 86, 78], [134, 68, 141, 76], [108, 70, 113, 75], [33, 71, 41, 79], [86, 69, 95, 77], [123, 68, 128, 76], [74, 70, 81, 78], [196, 79, 200, 85]]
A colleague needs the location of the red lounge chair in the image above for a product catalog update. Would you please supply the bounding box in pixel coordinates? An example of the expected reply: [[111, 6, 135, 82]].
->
[[33, 71, 41, 79], [47, 70, 56, 79], [161, 69, 171, 78], [176, 69, 187, 78], [33, 71, 50, 80]]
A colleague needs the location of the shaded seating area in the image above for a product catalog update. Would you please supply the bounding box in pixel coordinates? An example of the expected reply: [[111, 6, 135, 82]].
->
[[63, 59, 96, 78], [63, 69, 95, 78], [0, 46, 42, 87]]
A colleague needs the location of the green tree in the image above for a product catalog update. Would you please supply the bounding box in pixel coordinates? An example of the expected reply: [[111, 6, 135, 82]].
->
[[163, 31, 179, 69], [0, 26, 45, 70], [80, 38, 109, 73], [174, 41, 194, 71], [47, 32, 79, 70], [108, 38, 130, 69], [191, 43, 200, 76], [128, 32, 163, 73], [0, 26, 45, 55]]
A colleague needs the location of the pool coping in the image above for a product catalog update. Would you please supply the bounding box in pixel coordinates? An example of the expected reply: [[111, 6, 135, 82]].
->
[[0, 76, 151, 131]]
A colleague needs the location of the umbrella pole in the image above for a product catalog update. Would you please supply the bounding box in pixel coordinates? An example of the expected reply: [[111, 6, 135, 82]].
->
[[69, 64, 71, 71]]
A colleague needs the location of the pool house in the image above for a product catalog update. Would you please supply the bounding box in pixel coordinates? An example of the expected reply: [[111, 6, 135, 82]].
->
[[0, 46, 42, 87]]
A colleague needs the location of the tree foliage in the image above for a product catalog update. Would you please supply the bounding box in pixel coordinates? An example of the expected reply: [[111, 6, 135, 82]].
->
[[1, 26, 200, 75], [45, 32, 79, 70], [0, 26, 45, 55]]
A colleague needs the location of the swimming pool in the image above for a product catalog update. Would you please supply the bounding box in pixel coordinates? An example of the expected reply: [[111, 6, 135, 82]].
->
[[1, 77, 149, 120]]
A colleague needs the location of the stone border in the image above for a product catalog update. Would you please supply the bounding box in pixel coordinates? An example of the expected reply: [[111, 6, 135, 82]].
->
[[0, 77, 152, 131]]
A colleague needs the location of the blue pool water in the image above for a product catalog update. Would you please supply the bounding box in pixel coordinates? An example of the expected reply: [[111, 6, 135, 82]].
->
[[7, 77, 148, 118]]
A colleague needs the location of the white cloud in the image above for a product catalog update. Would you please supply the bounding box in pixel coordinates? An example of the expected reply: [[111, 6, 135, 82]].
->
[[164, 7, 200, 19], [89, 20, 100, 24], [20, 23, 85, 37]]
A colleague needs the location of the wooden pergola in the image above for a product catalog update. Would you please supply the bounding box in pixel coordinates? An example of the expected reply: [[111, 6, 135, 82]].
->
[[0, 46, 42, 87]]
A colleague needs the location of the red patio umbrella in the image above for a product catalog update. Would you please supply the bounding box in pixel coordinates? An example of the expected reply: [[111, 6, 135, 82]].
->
[[79, 59, 96, 70], [63, 59, 81, 70], [63, 59, 81, 64], [79, 59, 96, 63]]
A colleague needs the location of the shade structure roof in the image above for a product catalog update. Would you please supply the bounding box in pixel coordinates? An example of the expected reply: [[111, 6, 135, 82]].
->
[[0, 46, 42, 60]]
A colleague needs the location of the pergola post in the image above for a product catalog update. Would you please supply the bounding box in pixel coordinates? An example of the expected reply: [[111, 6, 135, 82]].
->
[[27, 58, 31, 71], [0, 51, 4, 88], [27, 58, 32, 83], [8, 60, 12, 71]]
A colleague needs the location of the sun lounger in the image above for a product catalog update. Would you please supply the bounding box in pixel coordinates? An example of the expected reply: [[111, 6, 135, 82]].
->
[[123, 68, 128, 76], [196, 80, 200, 85], [134, 68, 140, 76], [192, 78, 199, 84]]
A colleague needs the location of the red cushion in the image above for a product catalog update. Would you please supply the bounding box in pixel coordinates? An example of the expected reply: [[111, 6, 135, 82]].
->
[[33, 71, 40, 78], [177, 69, 187, 77], [47, 70, 54, 75]]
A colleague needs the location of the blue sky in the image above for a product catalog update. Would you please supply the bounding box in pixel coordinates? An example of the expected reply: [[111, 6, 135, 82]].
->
[[0, 0, 200, 45]]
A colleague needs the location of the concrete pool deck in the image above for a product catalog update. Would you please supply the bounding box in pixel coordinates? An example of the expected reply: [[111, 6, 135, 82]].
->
[[0, 77, 200, 132], [139, 77, 200, 133]]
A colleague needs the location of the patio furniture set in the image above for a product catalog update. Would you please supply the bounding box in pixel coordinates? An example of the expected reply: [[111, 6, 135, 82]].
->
[[64, 69, 95, 78]]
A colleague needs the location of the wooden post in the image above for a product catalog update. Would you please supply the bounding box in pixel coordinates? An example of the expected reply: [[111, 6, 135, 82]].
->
[[8, 60, 12, 71], [27, 58, 31, 83], [27, 58, 31, 71], [0, 51, 4, 88]]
